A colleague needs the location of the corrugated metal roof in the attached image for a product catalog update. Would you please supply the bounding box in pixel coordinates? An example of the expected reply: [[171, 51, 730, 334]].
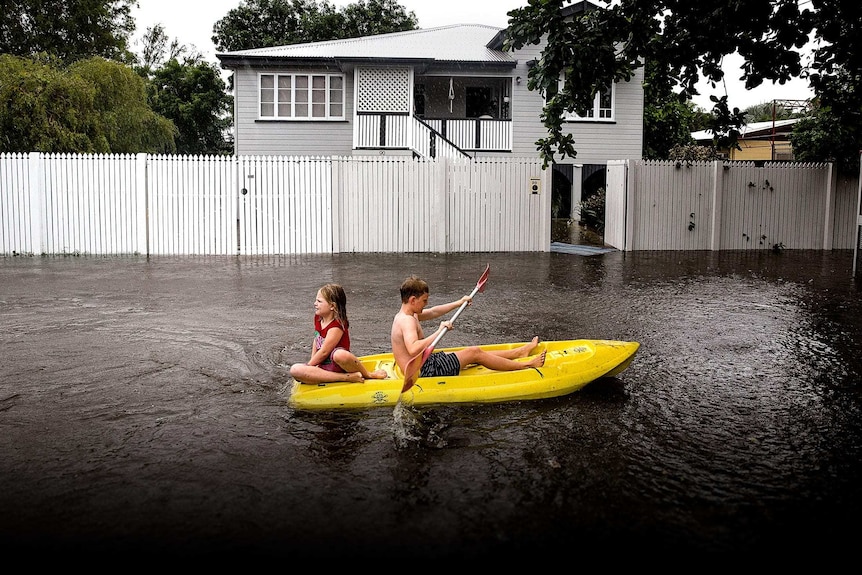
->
[[216, 24, 514, 65], [691, 118, 800, 141]]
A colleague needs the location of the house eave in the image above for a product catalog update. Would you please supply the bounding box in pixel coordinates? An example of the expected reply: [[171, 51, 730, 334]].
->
[[217, 55, 516, 72]]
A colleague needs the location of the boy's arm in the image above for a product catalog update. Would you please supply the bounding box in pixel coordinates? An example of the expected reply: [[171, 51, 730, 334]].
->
[[394, 313, 451, 358], [418, 295, 471, 321]]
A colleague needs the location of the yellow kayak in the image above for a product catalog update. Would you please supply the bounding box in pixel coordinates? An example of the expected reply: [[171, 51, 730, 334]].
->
[[288, 339, 640, 410]]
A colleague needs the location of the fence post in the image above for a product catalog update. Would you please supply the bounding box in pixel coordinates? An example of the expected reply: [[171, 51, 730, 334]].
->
[[822, 162, 835, 250], [541, 162, 552, 251], [709, 160, 724, 250], [432, 158, 448, 252], [27, 152, 44, 255], [135, 153, 148, 256], [331, 156, 342, 253], [624, 159, 635, 251]]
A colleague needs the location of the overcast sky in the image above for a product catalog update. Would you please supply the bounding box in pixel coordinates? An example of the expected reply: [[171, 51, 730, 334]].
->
[[130, 0, 815, 111]]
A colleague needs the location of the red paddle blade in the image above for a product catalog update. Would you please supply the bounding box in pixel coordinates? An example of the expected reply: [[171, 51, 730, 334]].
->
[[476, 264, 490, 293], [400, 344, 437, 393], [401, 353, 422, 393], [422, 346, 435, 362]]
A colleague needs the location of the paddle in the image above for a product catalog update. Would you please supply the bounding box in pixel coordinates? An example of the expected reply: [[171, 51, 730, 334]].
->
[[400, 264, 490, 393]]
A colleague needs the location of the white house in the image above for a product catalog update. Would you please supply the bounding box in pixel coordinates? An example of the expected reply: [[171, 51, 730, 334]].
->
[[216, 0, 645, 218]]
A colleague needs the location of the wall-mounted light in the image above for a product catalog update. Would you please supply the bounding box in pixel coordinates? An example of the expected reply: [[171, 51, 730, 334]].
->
[[516, 76, 521, 84]]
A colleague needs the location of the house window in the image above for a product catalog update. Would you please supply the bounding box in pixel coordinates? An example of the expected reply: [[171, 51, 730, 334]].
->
[[549, 78, 615, 122], [259, 73, 344, 120]]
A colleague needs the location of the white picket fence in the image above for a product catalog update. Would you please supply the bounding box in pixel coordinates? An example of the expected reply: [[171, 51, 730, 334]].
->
[[605, 159, 861, 252], [3, 153, 859, 258], [0, 153, 551, 256]]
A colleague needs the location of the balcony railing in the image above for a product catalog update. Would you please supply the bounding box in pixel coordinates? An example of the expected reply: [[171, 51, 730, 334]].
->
[[354, 112, 512, 159], [423, 118, 512, 152]]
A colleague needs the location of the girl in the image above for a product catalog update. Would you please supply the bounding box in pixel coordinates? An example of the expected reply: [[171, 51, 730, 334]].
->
[[289, 283, 387, 384]]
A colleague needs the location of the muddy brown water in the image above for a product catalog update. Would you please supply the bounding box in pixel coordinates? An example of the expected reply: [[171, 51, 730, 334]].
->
[[1, 251, 860, 567]]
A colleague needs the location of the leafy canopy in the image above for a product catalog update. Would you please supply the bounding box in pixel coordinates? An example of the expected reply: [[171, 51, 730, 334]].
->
[[0, 54, 175, 153], [504, 0, 823, 166], [213, 0, 418, 53], [0, 0, 137, 64], [148, 59, 234, 155]]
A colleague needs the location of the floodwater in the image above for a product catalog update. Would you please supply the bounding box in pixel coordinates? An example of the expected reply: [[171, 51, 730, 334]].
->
[[1, 250, 860, 567]]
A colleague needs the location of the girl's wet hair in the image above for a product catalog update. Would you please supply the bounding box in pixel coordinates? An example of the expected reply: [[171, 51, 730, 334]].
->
[[319, 283, 349, 328], [400, 275, 429, 302]]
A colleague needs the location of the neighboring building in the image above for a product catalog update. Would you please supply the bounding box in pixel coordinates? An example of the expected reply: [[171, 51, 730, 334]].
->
[[215, 0, 645, 221], [691, 118, 801, 161]]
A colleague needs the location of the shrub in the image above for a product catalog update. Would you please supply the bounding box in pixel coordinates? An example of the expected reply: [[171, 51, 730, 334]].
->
[[579, 187, 606, 233]]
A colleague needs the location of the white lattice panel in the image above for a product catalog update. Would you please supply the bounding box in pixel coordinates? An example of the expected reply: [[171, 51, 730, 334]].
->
[[356, 67, 410, 113]]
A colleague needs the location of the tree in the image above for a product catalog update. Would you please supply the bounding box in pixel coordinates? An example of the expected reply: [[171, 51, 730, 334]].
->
[[133, 24, 233, 155], [792, 1, 862, 174], [0, 0, 137, 64], [642, 59, 711, 159], [743, 101, 803, 123], [338, 0, 418, 38], [212, 0, 418, 53], [792, 93, 860, 173], [70, 57, 177, 153], [504, 0, 835, 167], [136, 23, 192, 77], [0, 54, 175, 153], [148, 59, 234, 155]]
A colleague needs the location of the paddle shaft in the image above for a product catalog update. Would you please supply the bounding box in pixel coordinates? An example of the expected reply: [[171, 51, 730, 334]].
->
[[425, 281, 480, 352]]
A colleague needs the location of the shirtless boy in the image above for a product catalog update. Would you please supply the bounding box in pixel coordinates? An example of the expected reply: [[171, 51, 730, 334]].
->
[[391, 275, 546, 379]]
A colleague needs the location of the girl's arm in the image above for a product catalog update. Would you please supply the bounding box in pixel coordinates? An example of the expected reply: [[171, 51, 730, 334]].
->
[[307, 327, 343, 366]]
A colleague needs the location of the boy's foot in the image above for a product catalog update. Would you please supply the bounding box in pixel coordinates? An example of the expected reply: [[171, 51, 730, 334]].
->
[[516, 336, 540, 357], [344, 372, 365, 383], [527, 350, 546, 368], [367, 369, 387, 380]]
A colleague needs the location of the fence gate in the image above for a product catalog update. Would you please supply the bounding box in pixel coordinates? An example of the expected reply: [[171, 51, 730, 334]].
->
[[236, 156, 333, 255]]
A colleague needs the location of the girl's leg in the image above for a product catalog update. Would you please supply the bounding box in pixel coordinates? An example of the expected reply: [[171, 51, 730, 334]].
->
[[332, 349, 387, 380], [289, 362, 364, 384]]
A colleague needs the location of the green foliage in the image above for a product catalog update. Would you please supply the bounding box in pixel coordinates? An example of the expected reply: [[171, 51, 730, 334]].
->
[[213, 0, 418, 53], [148, 60, 234, 155], [504, 0, 835, 166], [0, 54, 101, 152], [642, 60, 709, 159], [668, 145, 721, 162], [578, 188, 606, 234], [69, 57, 176, 154], [135, 23, 199, 77], [743, 101, 805, 123], [0, 0, 136, 64], [338, 0, 419, 38], [791, 104, 860, 174], [0, 55, 175, 154], [132, 23, 232, 155]]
